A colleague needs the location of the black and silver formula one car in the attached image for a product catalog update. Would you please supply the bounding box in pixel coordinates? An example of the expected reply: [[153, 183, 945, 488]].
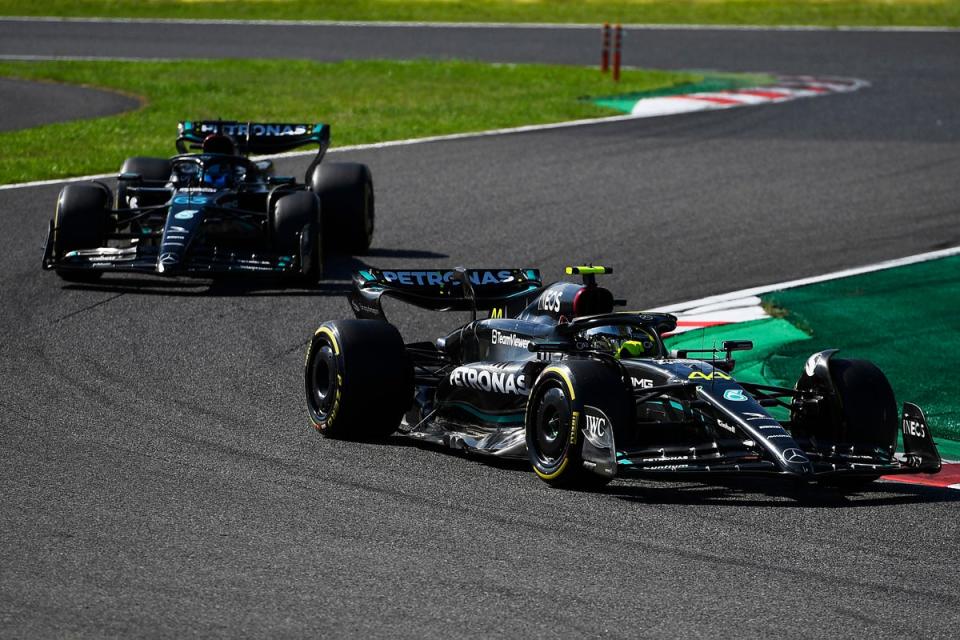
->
[[304, 266, 941, 489], [43, 120, 374, 283]]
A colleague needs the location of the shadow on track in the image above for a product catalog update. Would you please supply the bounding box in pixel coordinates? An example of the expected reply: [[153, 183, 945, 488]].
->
[[347, 436, 960, 508], [606, 476, 960, 509]]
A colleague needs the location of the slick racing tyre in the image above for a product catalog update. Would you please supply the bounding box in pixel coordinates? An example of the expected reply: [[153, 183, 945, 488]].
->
[[309, 162, 374, 255], [53, 183, 110, 283], [830, 358, 898, 454], [271, 191, 322, 283], [305, 319, 413, 440], [116, 157, 172, 208], [525, 360, 632, 490], [821, 358, 898, 489]]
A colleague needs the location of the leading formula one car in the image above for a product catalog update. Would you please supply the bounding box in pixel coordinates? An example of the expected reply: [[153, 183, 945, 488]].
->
[[43, 120, 374, 283], [304, 266, 941, 489]]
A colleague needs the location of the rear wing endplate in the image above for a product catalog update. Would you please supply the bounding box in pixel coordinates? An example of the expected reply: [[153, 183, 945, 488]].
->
[[349, 268, 542, 321]]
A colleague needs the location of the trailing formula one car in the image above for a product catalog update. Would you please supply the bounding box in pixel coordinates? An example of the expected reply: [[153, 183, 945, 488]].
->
[[43, 120, 374, 283], [304, 266, 941, 489]]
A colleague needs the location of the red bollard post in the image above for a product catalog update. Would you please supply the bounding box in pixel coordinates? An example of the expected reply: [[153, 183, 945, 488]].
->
[[601, 22, 610, 73], [613, 23, 622, 82]]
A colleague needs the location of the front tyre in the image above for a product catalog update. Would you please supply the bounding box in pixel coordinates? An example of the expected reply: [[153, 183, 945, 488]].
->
[[53, 183, 111, 282], [820, 358, 897, 489], [304, 320, 413, 439], [526, 361, 632, 490], [830, 358, 898, 455], [271, 191, 322, 283]]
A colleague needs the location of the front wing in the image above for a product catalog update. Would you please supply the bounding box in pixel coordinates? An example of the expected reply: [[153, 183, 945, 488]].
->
[[607, 400, 941, 481], [42, 221, 301, 278], [402, 398, 941, 483]]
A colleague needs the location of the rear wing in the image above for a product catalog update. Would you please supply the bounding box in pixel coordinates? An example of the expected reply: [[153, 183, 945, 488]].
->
[[176, 120, 330, 178], [350, 268, 542, 321]]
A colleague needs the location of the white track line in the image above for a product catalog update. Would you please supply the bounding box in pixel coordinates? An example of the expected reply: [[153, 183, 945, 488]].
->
[[0, 112, 656, 191], [1, 16, 957, 32], [653, 245, 960, 313]]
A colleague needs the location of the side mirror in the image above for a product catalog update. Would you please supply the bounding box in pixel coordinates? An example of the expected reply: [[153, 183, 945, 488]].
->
[[723, 340, 753, 352], [118, 172, 142, 182], [721, 340, 753, 374]]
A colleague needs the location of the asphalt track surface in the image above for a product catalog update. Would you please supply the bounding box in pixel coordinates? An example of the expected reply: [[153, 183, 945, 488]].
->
[[0, 77, 140, 132], [2, 20, 960, 639]]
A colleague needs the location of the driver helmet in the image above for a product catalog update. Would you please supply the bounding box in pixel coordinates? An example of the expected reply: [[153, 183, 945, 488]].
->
[[583, 325, 660, 359], [203, 162, 230, 188]]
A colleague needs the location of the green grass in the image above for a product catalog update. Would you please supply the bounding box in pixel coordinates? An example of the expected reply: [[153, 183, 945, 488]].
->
[[1, 0, 958, 27], [0, 58, 700, 184]]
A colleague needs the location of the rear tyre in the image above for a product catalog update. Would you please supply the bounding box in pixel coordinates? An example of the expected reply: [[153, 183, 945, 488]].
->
[[271, 191, 322, 283], [116, 157, 171, 208], [310, 162, 374, 255], [304, 320, 413, 439], [526, 360, 631, 490], [53, 183, 110, 282], [820, 358, 898, 489]]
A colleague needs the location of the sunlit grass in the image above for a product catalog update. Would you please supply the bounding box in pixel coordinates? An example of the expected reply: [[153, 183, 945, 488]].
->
[[0, 58, 702, 183]]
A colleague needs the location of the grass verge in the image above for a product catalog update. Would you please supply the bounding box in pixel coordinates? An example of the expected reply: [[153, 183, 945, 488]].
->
[[1, 0, 957, 27], [0, 58, 701, 184]]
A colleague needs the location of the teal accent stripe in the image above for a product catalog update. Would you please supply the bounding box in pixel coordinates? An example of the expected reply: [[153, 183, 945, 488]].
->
[[359, 270, 375, 281], [445, 402, 524, 424], [503, 284, 540, 299]]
